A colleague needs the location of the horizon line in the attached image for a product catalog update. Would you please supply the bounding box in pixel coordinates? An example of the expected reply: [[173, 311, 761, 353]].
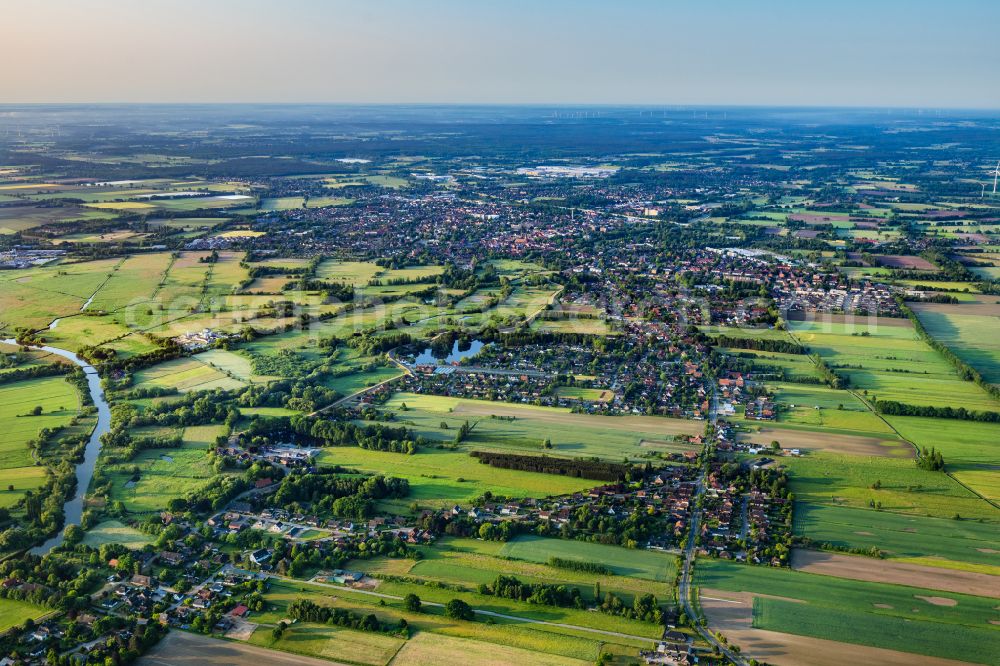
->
[[0, 102, 998, 113]]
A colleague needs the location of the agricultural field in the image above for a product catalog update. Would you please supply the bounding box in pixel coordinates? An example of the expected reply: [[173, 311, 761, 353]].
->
[[767, 382, 896, 435], [793, 503, 1000, 570], [789, 549, 1000, 596], [696, 558, 998, 665], [788, 319, 998, 412], [779, 452, 995, 520], [402, 537, 676, 602], [316, 445, 595, 510], [315, 259, 383, 285], [388, 632, 588, 666], [254, 579, 643, 664], [248, 622, 405, 666], [912, 302, 1000, 384], [885, 416, 1000, 502]]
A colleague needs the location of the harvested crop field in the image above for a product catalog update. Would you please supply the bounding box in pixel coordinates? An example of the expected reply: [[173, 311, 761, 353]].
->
[[790, 549, 1000, 598], [876, 255, 937, 270], [387, 632, 589, 666], [699, 590, 972, 666], [737, 426, 911, 457], [139, 629, 350, 666]]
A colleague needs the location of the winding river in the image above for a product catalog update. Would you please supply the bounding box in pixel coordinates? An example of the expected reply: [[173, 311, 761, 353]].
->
[[1, 339, 111, 555]]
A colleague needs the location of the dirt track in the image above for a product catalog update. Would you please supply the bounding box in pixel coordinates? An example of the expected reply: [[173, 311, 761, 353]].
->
[[140, 630, 350, 666], [791, 549, 1000, 598], [738, 427, 910, 458], [452, 402, 702, 436], [700, 589, 976, 666]]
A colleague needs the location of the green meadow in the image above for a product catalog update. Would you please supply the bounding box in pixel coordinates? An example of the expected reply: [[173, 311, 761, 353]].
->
[[0, 376, 82, 507], [914, 306, 1000, 384], [780, 452, 995, 520], [370, 392, 700, 462], [498, 536, 676, 582], [316, 446, 595, 510], [105, 424, 226, 513], [255, 578, 642, 664]]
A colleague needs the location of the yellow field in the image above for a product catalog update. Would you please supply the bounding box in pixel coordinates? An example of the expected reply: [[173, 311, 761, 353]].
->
[[388, 632, 589, 666]]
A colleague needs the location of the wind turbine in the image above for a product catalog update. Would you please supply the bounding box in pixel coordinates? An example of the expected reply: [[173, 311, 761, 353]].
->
[[993, 161, 1000, 195]]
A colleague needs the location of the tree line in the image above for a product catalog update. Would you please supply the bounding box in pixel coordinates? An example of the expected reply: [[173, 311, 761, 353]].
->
[[470, 451, 633, 482]]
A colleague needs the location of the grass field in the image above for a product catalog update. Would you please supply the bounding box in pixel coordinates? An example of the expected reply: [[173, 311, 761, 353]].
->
[[0, 376, 81, 507], [389, 632, 588, 666], [132, 357, 246, 393], [316, 446, 595, 509], [400, 536, 676, 605], [0, 258, 121, 331], [369, 392, 701, 462], [80, 520, 154, 549], [257, 579, 644, 663], [249, 623, 405, 666], [780, 452, 995, 521], [0, 598, 50, 634], [498, 536, 676, 582], [106, 424, 226, 513], [315, 259, 383, 285], [885, 416, 1000, 502], [193, 348, 275, 383], [768, 382, 895, 435], [87, 252, 173, 311], [696, 558, 998, 665], [913, 305, 1000, 384]]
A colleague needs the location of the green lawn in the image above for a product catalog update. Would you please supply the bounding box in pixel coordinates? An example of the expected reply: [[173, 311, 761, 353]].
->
[[0, 598, 50, 633], [81, 520, 154, 549]]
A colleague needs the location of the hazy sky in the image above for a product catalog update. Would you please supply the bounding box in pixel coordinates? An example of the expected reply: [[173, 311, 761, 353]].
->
[[2, 0, 998, 107]]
